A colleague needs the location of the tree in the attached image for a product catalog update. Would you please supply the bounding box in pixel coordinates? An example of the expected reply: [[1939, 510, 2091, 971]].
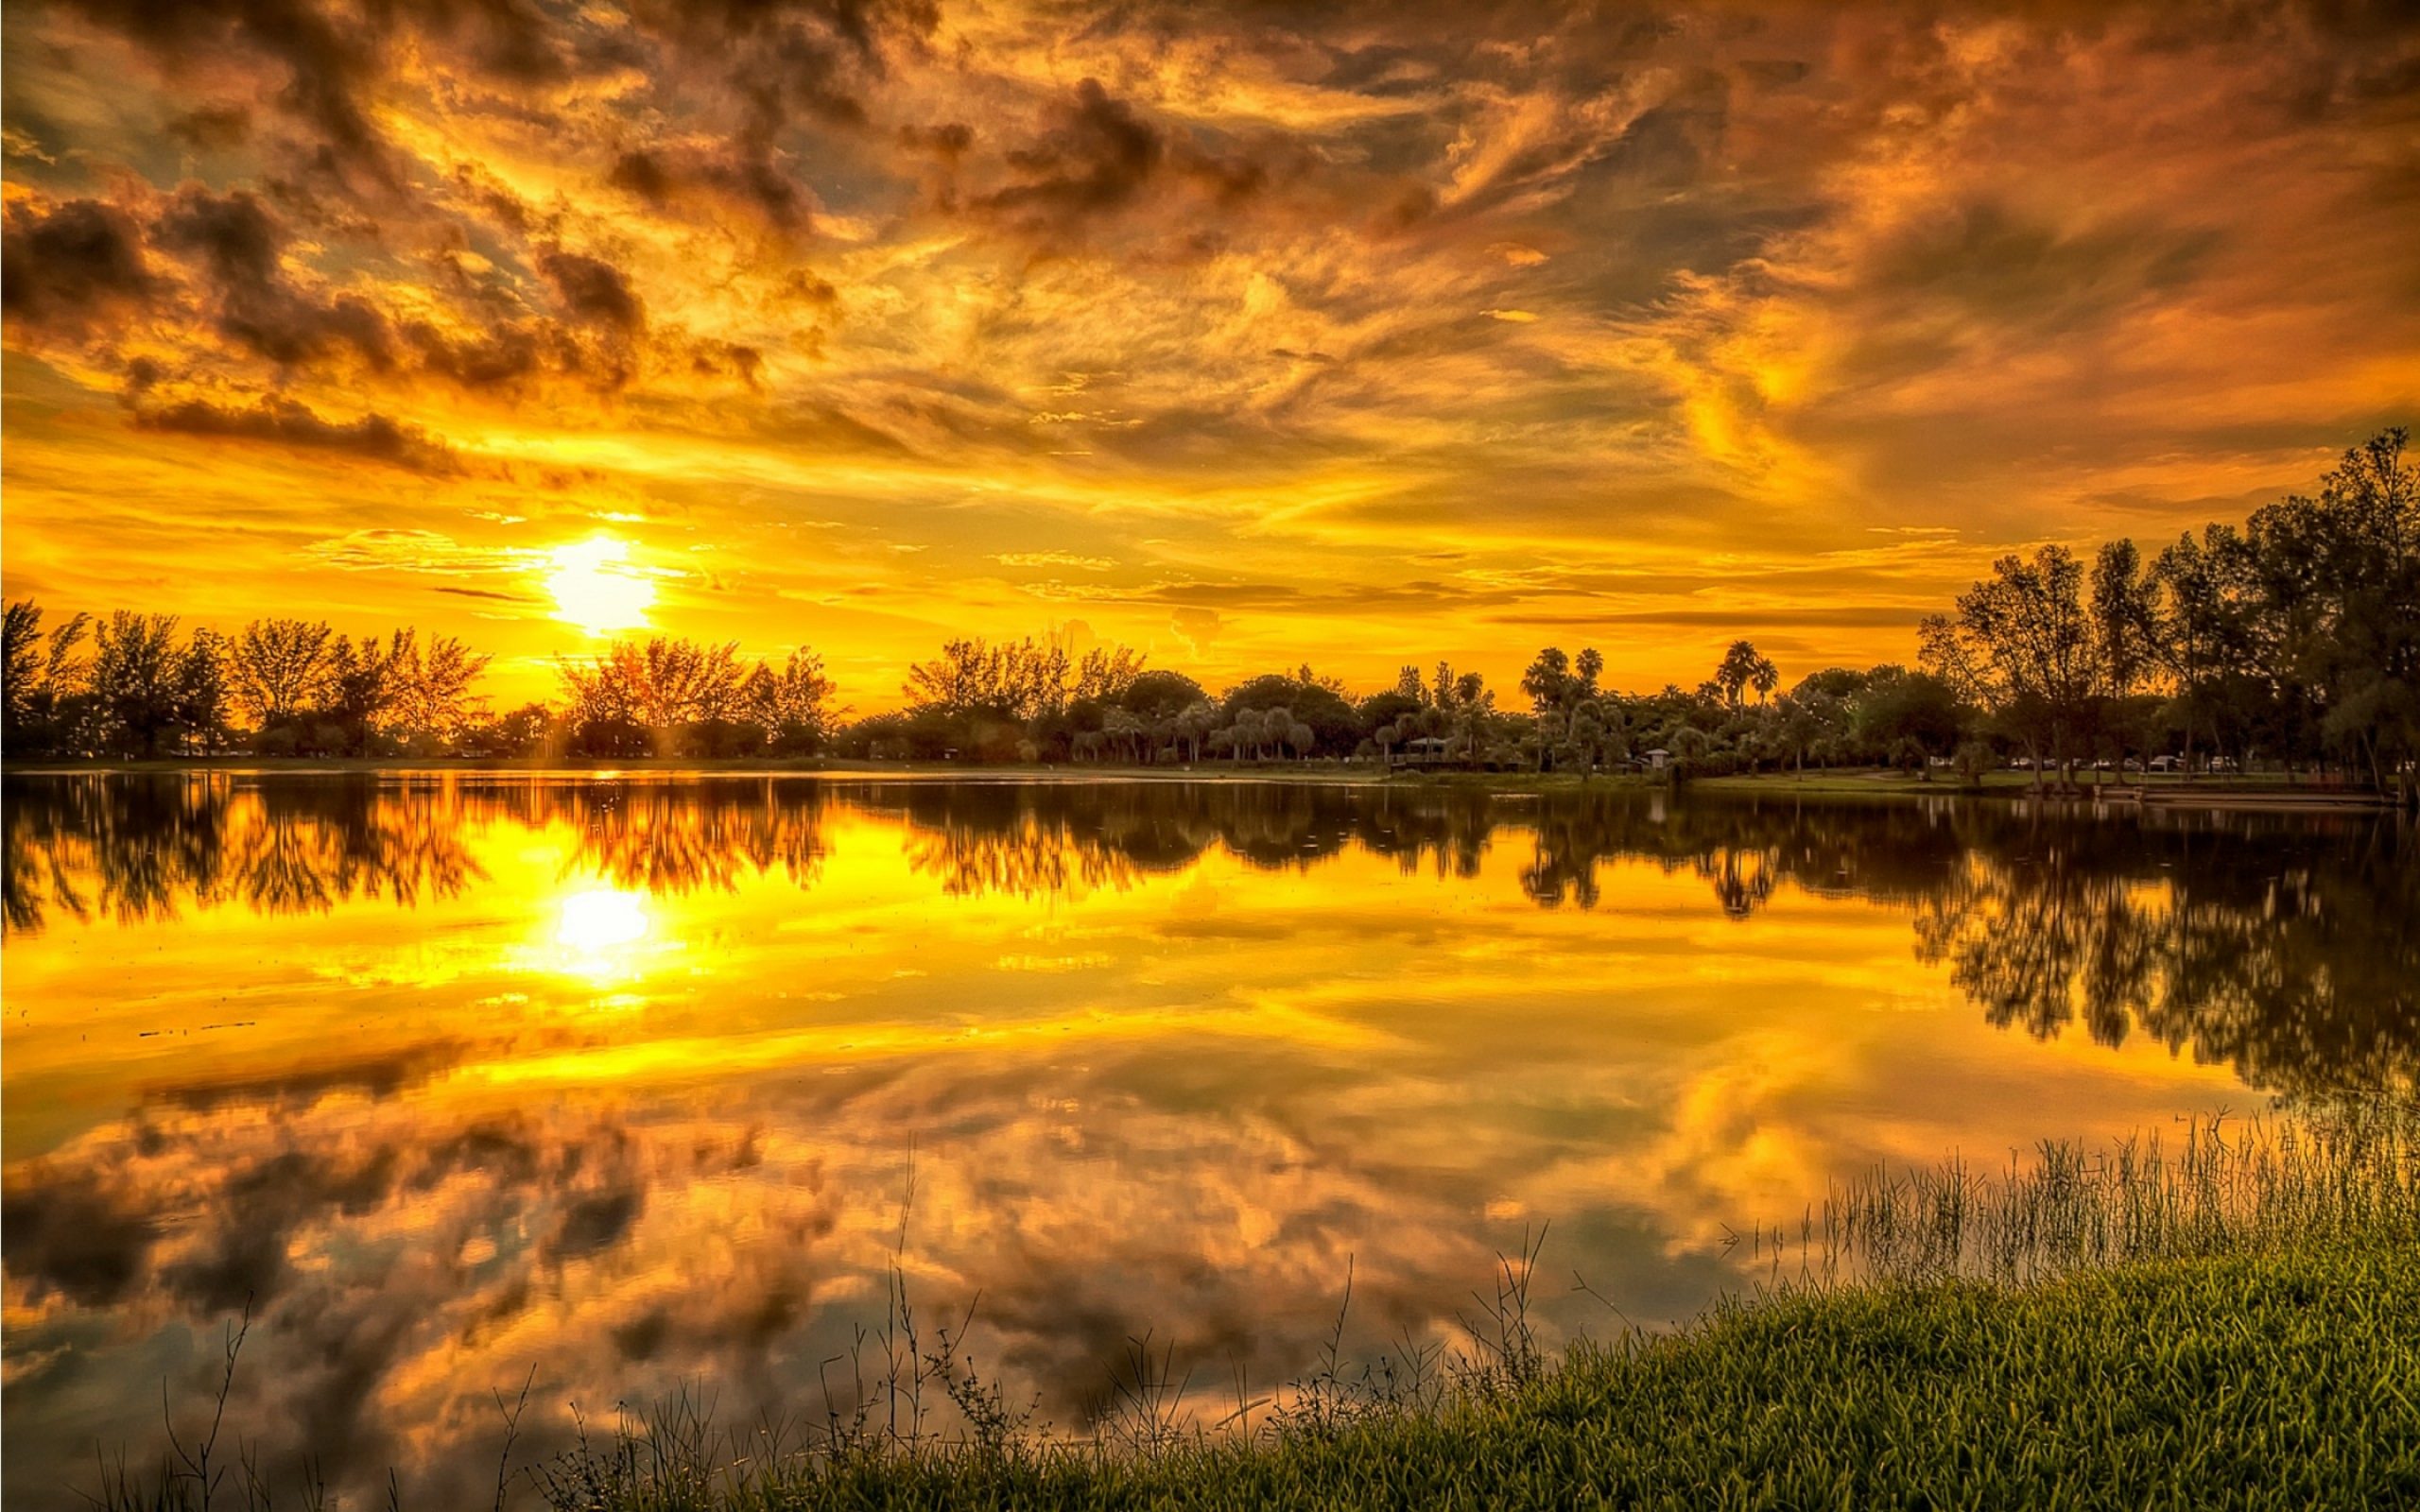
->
[[178, 628, 233, 754], [320, 630, 408, 754], [470, 702, 554, 758], [1714, 640, 1778, 711], [742, 648, 840, 753], [1357, 688, 1424, 745], [1849, 667, 1964, 775], [2305, 428, 2418, 794], [1923, 546, 2099, 785], [1575, 647, 1604, 699], [390, 632, 493, 751], [1173, 698, 1217, 763], [1121, 669, 1207, 723], [1073, 644, 1147, 706], [229, 618, 335, 725], [1520, 646, 1572, 713], [90, 610, 186, 756], [1219, 672, 1358, 756], [2088, 539, 2162, 782], [2152, 526, 2256, 777], [1521, 647, 1606, 771], [558, 636, 747, 756], [3, 600, 93, 756]]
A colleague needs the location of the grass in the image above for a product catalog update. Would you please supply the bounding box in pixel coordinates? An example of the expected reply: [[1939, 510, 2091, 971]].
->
[[589, 1246, 2412, 1511], [89, 1106, 2420, 1510]]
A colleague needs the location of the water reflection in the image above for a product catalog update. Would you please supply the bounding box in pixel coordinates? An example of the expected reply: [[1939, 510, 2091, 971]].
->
[[1, 775, 2411, 1509], [3, 775, 486, 928], [9, 777, 2402, 1095]]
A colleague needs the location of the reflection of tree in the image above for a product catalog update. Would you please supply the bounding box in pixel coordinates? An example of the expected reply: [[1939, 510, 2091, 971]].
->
[[1, 776, 841, 931], [3, 776, 486, 930], [542, 780, 829, 894], [1913, 810, 2419, 1096], [845, 782, 1214, 898], [9, 775, 2411, 1096], [844, 782, 1502, 898], [1511, 792, 1972, 917]]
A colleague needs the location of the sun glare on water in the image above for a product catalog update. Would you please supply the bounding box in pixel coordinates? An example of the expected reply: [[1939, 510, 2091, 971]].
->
[[545, 535, 655, 635], [553, 886, 652, 982]]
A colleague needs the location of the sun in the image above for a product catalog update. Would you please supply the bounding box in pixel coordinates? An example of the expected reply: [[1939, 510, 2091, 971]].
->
[[544, 534, 656, 635]]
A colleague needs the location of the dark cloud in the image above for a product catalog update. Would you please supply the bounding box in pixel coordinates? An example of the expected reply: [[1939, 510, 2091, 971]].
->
[[1865, 198, 2220, 334], [404, 318, 546, 389], [544, 1186, 646, 1260], [132, 395, 458, 472], [962, 76, 1294, 252], [54, 0, 391, 181], [898, 120, 972, 159], [608, 0, 942, 233], [0, 1178, 158, 1307], [165, 102, 255, 148], [155, 187, 397, 369], [984, 79, 1166, 221], [0, 198, 157, 331], [607, 144, 808, 228], [538, 249, 645, 335], [407, 0, 572, 85], [148, 1043, 465, 1112]]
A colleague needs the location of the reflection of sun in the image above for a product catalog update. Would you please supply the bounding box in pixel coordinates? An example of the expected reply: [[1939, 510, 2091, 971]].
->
[[545, 535, 655, 636], [555, 887, 649, 979]]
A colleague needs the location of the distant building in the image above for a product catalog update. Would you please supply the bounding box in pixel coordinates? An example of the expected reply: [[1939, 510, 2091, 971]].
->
[[1644, 747, 1671, 771]]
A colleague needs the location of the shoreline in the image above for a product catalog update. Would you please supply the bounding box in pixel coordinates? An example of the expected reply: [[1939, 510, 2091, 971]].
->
[[2, 758, 2398, 812]]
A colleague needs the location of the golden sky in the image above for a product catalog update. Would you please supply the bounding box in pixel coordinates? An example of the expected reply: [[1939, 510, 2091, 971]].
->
[[4, 1, 2416, 707]]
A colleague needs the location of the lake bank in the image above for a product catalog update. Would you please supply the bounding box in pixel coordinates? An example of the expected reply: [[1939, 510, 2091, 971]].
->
[[522, 1245, 2412, 1511], [4, 757, 2400, 812]]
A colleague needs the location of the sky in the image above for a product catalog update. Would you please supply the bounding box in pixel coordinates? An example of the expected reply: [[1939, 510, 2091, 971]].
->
[[3, 0, 2416, 709]]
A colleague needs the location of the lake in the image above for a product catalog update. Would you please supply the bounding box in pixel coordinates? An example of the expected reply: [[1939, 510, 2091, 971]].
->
[[2, 773, 2411, 1507]]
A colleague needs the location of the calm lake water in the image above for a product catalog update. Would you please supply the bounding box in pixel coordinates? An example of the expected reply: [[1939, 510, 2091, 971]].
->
[[3, 774, 2411, 1506]]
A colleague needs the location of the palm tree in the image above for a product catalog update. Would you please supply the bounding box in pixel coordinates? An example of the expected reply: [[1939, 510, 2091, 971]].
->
[[1716, 640, 1779, 711]]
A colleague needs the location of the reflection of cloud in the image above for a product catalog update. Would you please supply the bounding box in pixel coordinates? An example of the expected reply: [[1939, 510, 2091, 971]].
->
[[4, 777, 2411, 1506]]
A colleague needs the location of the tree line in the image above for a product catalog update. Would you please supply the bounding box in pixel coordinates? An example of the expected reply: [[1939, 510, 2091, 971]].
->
[[1920, 427, 2415, 792], [5, 428, 2410, 793]]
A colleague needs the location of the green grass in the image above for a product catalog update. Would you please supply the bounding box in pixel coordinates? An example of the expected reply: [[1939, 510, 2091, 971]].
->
[[617, 1244, 2414, 1511]]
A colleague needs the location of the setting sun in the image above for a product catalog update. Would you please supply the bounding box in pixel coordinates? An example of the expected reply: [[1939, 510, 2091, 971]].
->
[[544, 536, 655, 637]]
